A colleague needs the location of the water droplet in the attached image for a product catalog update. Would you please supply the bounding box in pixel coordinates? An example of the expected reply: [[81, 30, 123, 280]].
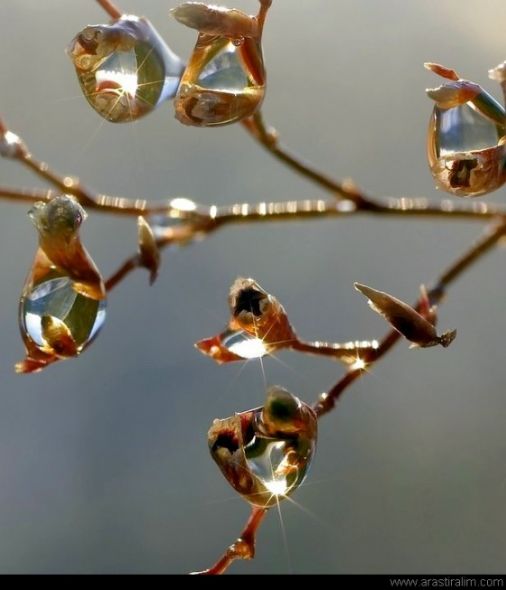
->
[[20, 272, 106, 358], [68, 16, 185, 123], [221, 329, 267, 359], [196, 328, 269, 364], [209, 387, 317, 508], [174, 34, 265, 126], [428, 96, 506, 197]]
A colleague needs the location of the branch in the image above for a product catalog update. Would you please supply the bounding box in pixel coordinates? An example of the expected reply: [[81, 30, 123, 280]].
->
[[313, 220, 506, 417], [104, 194, 505, 292], [191, 506, 267, 575], [199, 220, 506, 575], [95, 0, 122, 19], [3, 114, 506, 294]]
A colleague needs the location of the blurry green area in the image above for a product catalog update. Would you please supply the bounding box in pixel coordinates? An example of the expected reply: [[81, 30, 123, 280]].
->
[[0, 0, 505, 574]]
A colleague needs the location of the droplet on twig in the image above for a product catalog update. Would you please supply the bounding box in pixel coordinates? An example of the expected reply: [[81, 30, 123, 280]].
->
[[196, 328, 269, 363], [16, 196, 106, 373], [354, 282, 456, 348], [172, 2, 268, 126], [0, 127, 26, 159], [208, 386, 317, 508], [426, 62, 506, 197], [68, 15, 185, 122], [229, 277, 297, 346]]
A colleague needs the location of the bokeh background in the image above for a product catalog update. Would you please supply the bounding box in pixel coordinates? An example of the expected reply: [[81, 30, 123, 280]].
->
[[1, 0, 505, 574]]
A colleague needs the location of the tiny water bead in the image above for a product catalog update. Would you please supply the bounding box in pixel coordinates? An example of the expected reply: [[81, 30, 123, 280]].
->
[[209, 387, 317, 508], [427, 85, 506, 197], [68, 15, 185, 123], [196, 328, 269, 364], [221, 329, 267, 359], [20, 272, 106, 358]]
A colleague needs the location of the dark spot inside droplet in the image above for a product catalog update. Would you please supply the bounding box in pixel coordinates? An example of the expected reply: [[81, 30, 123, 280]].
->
[[242, 420, 255, 445], [77, 30, 100, 53], [212, 431, 239, 454], [234, 287, 265, 317], [450, 158, 477, 188], [267, 397, 295, 421]]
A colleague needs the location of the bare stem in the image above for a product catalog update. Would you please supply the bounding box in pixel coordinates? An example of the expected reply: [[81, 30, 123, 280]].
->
[[105, 196, 506, 293], [242, 112, 367, 204], [105, 255, 140, 292], [3, 116, 506, 301], [290, 339, 379, 365], [95, 0, 122, 19], [210, 196, 505, 225], [192, 506, 267, 575], [200, 222, 506, 574], [313, 221, 506, 417]]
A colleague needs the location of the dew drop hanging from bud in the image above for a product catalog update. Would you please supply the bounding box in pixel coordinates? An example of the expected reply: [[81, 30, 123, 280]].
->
[[427, 77, 506, 197], [208, 386, 317, 508], [68, 15, 185, 123], [20, 271, 106, 362], [172, 2, 270, 126], [16, 196, 107, 374], [196, 328, 269, 364]]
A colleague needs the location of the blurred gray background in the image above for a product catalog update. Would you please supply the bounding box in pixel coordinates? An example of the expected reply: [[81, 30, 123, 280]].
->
[[0, 0, 505, 574]]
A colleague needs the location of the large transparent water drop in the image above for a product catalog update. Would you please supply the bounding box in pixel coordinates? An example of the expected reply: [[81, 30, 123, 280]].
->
[[175, 35, 265, 126], [20, 272, 106, 358], [69, 15, 185, 123], [208, 388, 317, 508], [428, 99, 506, 197], [243, 432, 313, 506]]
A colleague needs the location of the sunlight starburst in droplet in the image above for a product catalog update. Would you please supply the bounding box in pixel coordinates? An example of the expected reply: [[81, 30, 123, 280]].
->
[[95, 69, 139, 98]]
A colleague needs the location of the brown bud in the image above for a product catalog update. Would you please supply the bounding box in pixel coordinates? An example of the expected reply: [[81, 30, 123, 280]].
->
[[137, 216, 160, 285], [171, 3, 258, 39], [426, 80, 482, 108], [229, 278, 297, 346], [354, 283, 456, 348], [424, 62, 459, 81]]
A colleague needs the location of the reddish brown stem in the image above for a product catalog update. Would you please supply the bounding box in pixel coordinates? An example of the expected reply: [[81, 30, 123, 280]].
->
[[105, 256, 140, 292], [242, 113, 367, 205], [95, 0, 122, 19], [193, 506, 267, 575], [290, 338, 379, 365], [200, 223, 506, 574], [313, 221, 506, 417]]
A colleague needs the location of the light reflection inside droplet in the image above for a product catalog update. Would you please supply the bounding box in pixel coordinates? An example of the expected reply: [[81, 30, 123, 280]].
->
[[95, 69, 138, 98], [225, 332, 267, 359], [264, 478, 289, 497]]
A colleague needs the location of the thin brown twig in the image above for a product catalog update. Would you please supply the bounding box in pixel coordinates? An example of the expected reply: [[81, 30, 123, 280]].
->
[[192, 506, 267, 575], [201, 220, 506, 575], [242, 112, 368, 205], [1, 186, 505, 222], [313, 220, 506, 417], [103, 193, 506, 293], [104, 256, 141, 292], [290, 339, 379, 363], [1, 2, 504, 570], [95, 0, 122, 19], [3, 114, 506, 239]]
